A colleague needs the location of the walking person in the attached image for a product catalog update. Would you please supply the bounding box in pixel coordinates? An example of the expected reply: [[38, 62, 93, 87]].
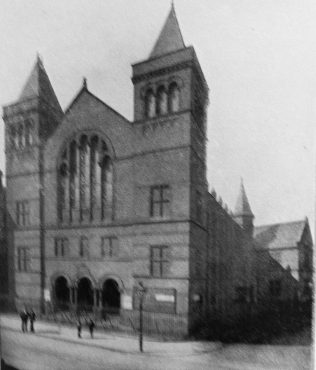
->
[[77, 319, 82, 338], [88, 319, 95, 339], [28, 309, 36, 333]]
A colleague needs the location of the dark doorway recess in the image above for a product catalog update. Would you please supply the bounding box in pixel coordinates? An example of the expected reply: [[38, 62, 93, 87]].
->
[[102, 279, 120, 314], [77, 277, 94, 310], [55, 276, 70, 309]]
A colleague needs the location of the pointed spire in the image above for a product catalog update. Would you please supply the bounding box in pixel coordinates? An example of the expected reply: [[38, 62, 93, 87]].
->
[[18, 55, 62, 113], [234, 178, 254, 217], [149, 3, 185, 58]]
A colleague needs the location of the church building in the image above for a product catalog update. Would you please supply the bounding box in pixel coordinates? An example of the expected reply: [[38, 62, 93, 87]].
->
[[0, 5, 312, 336]]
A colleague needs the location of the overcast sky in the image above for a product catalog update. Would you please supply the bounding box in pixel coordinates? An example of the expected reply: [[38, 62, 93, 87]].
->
[[0, 0, 315, 232]]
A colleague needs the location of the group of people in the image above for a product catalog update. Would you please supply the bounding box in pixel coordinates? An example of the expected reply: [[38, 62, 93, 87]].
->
[[77, 318, 95, 339], [20, 308, 96, 339], [19, 308, 36, 333]]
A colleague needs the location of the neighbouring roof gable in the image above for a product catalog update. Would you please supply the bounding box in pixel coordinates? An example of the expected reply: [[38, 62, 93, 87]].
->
[[254, 220, 307, 250]]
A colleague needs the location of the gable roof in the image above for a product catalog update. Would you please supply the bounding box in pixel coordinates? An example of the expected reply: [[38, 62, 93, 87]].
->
[[64, 83, 130, 124], [254, 220, 307, 250], [234, 179, 254, 217], [149, 4, 185, 59], [19, 56, 62, 114]]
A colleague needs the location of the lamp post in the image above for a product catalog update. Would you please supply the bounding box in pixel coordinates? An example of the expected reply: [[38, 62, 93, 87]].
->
[[138, 282, 147, 352]]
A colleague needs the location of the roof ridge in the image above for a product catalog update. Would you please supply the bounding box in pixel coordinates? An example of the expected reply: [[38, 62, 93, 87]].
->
[[255, 219, 306, 229]]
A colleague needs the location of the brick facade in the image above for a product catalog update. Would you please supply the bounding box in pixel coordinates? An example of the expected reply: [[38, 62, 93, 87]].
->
[[0, 5, 310, 336]]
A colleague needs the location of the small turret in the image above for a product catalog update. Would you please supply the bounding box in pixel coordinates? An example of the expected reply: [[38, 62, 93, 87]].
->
[[233, 179, 254, 236]]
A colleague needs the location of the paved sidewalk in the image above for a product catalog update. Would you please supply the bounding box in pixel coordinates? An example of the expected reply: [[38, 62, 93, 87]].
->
[[0, 314, 221, 356]]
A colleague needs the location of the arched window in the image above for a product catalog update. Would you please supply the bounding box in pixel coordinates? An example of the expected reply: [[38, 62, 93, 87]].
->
[[144, 89, 156, 118], [11, 127, 18, 149], [58, 134, 113, 223], [156, 86, 168, 116], [101, 155, 113, 220], [168, 82, 180, 113], [18, 123, 25, 149], [80, 236, 89, 257], [25, 120, 33, 146]]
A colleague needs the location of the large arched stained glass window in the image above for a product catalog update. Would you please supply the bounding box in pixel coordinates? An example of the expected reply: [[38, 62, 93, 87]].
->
[[58, 133, 113, 223]]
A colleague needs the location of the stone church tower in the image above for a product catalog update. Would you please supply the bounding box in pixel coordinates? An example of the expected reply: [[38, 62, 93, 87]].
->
[[3, 56, 63, 309], [131, 4, 209, 327]]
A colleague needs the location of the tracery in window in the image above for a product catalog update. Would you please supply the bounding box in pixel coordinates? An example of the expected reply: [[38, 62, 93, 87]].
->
[[58, 133, 113, 224]]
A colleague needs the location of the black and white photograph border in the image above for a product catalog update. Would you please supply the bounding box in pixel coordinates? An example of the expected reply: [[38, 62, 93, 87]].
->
[[0, 1, 314, 369]]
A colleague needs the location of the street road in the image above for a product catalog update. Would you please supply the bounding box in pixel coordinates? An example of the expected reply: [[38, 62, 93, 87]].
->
[[1, 326, 311, 370]]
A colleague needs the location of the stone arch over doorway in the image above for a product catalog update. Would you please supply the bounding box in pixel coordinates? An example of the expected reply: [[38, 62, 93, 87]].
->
[[100, 278, 121, 314], [51, 274, 71, 310], [76, 277, 94, 310]]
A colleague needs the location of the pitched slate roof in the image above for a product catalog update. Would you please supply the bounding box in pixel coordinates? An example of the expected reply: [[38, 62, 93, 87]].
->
[[234, 179, 254, 217], [254, 220, 306, 250], [19, 56, 62, 114], [149, 4, 185, 58]]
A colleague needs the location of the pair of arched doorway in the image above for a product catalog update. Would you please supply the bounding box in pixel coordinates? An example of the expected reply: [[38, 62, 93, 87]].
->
[[54, 276, 121, 313]]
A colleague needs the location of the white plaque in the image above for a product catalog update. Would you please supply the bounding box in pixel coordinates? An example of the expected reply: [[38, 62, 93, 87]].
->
[[44, 289, 51, 302], [155, 294, 175, 303], [122, 295, 133, 310]]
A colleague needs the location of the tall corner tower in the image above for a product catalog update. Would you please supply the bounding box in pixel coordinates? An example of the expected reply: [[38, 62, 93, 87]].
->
[[131, 4, 209, 220], [2, 56, 63, 310], [131, 4, 210, 333]]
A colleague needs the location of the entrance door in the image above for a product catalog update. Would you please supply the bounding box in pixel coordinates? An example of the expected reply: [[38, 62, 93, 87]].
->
[[102, 279, 120, 314], [77, 277, 94, 310], [54, 276, 70, 310]]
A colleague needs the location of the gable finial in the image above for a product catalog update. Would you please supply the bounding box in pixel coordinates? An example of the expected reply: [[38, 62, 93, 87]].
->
[[83, 77, 88, 89]]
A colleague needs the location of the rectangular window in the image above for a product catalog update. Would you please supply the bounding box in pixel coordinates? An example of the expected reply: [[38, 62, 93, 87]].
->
[[54, 238, 69, 257], [80, 236, 89, 258], [16, 201, 30, 226], [269, 279, 281, 297], [17, 247, 30, 272], [150, 185, 170, 218], [150, 246, 169, 277], [101, 236, 118, 258]]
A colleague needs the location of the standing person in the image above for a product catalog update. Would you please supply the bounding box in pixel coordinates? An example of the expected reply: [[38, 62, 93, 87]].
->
[[77, 320, 82, 338], [24, 309, 29, 332], [88, 319, 95, 338], [19, 310, 27, 332], [29, 309, 36, 333]]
